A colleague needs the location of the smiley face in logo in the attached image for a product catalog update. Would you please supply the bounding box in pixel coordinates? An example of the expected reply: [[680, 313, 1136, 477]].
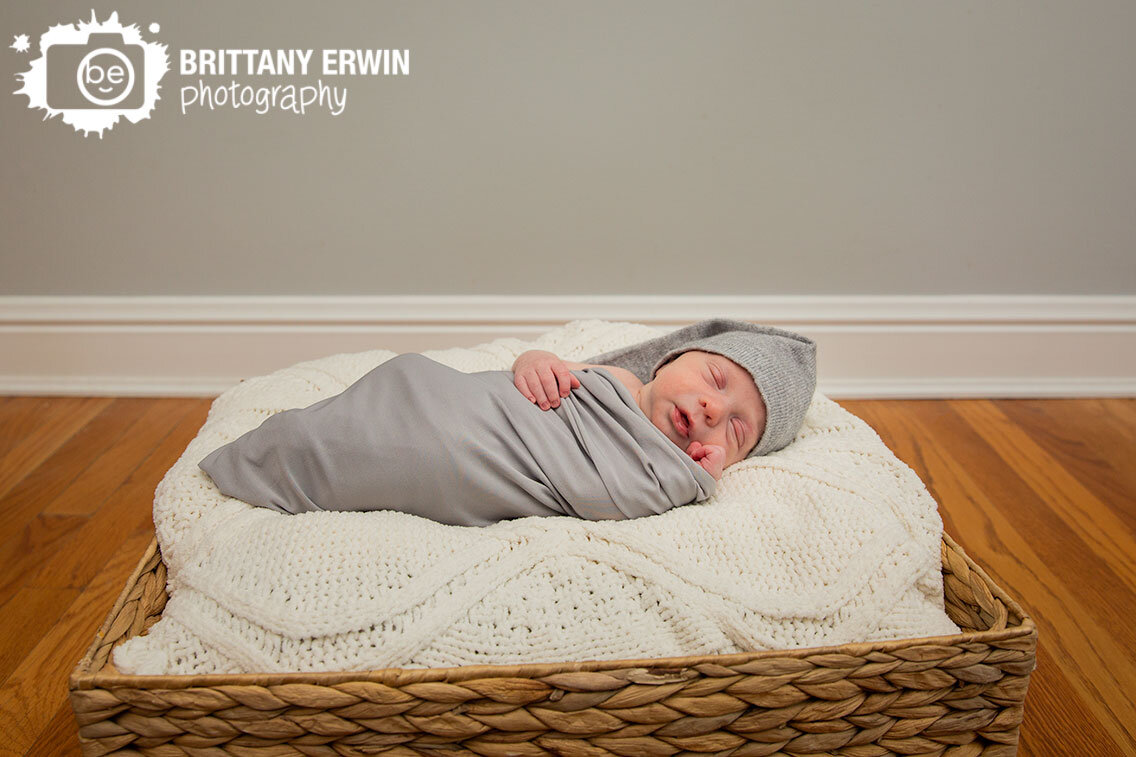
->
[[77, 47, 135, 106]]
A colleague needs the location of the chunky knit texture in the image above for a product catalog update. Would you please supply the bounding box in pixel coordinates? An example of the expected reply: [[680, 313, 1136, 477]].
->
[[113, 319, 959, 675]]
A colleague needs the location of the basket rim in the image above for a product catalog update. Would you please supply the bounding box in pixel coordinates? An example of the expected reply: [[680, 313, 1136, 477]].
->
[[70, 530, 1036, 692], [71, 537, 160, 689]]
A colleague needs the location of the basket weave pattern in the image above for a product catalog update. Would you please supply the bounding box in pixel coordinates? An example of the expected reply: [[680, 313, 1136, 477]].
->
[[70, 533, 1036, 757]]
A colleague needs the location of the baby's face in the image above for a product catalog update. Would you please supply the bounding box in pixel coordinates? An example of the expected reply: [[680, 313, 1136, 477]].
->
[[636, 350, 766, 468]]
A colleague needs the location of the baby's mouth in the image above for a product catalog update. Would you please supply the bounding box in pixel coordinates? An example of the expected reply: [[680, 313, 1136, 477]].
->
[[672, 406, 690, 437]]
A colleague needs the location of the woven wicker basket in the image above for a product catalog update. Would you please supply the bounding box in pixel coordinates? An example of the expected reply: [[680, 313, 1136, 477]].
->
[[69, 531, 1036, 757]]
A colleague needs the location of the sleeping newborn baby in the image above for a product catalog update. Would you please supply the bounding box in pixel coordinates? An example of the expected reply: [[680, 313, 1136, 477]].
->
[[199, 319, 816, 526], [515, 349, 765, 480]]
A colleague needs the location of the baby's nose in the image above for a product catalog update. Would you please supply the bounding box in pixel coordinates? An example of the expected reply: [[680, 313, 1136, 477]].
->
[[699, 396, 723, 424]]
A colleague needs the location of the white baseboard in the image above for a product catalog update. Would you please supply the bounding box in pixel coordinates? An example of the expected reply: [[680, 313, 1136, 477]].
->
[[1, 295, 1134, 398]]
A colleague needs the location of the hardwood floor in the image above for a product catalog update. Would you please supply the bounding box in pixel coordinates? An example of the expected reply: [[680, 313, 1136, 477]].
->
[[0, 396, 1132, 756]]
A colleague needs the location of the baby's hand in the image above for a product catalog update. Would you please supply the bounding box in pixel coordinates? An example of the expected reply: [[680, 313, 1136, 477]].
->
[[512, 350, 581, 410], [686, 441, 726, 480]]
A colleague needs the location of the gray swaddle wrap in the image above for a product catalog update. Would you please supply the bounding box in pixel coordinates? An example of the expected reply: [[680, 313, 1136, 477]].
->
[[199, 353, 716, 526]]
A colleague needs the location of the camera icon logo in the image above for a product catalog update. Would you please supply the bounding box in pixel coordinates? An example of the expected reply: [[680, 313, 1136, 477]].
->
[[14, 11, 169, 137], [47, 33, 145, 109]]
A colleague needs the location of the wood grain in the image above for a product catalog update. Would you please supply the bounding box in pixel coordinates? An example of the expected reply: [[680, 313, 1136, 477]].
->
[[0, 396, 1132, 757], [0, 398, 112, 501], [44, 399, 196, 516], [993, 399, 1136, 535], [840, 398, 1136, 757], [0, 399, 149, 561], [0, 398, 209, 757]]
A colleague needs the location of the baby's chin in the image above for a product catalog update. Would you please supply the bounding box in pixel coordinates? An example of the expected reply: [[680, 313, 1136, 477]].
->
[[649, 412, 684, 450], [639, 396, 684, 450]]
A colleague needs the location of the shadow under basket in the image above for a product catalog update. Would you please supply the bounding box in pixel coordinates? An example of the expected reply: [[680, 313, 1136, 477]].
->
[[70, 532, 1037, 757]]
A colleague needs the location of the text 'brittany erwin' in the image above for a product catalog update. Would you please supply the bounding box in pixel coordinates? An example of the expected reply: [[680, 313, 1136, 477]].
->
[[179, 49, 410, 77]]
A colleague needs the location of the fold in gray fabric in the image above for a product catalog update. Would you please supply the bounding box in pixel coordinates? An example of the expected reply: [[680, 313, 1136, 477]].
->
[[198, 353, 716, 526]]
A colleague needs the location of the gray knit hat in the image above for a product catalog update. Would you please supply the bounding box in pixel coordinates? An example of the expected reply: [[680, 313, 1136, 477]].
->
[[584, 318, 816, 458]]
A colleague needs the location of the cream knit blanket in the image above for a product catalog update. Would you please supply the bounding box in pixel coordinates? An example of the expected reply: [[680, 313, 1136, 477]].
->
[[113, 319, 959, 675]]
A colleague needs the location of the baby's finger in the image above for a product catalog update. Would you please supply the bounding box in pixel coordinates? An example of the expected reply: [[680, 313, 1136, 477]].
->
[[514, 375, 537, 403], [538, 369, 562, 409], [522, 369, 548, 409], [553, 365, 574, 398], [525, 372, 552, 407], [528, 374, 553, 409]]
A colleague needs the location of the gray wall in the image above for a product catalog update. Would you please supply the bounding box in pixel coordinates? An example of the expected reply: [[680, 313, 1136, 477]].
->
[[2, 0, 1133, 295]]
